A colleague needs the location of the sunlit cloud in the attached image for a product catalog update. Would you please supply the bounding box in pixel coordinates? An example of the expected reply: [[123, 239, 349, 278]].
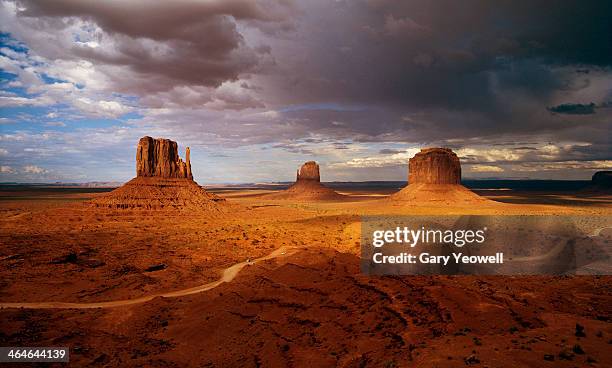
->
[[467, 165, 505, 173]]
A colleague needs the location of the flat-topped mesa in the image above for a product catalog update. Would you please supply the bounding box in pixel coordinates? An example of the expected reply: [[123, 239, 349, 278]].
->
[[296, 161, 320, 182], [408, 148, 461, 185], [390, 147, 487, 204], [136, 136, 193, 180]]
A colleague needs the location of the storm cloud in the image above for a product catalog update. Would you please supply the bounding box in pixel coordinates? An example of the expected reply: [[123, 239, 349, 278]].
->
[[547, 103, 596, 115], [0, 0, 611, 181], [7, 0, 296, 95]]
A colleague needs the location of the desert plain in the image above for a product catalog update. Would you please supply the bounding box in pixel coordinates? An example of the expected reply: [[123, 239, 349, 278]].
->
[[0, 177, 611, 367]]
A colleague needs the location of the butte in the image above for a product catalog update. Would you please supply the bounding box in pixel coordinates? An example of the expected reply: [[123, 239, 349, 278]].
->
[[92, 136, 224, 210], [263, 161, 345, 200], [580, 170, 612, 195], [589, 171, 612, 192], [389, 147, 487, 204]]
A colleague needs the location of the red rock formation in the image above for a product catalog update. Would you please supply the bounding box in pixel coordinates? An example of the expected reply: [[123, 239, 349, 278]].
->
[[265, 161, 344, 200], [408, 148, 461, 184], [186, 147, 192, 180], [296, 161, 321, 182], [136, 136, 193, 180], [92, 177, 223, 210], [92, 136, 222, 210], [391, 148, 487, 204]]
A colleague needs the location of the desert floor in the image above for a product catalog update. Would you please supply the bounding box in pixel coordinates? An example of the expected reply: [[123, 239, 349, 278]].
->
[[0, 185, 611, 367]]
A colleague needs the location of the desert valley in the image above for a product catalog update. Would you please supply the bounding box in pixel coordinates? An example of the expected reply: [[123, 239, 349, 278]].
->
[[1, 137, 610, 367], [2, 2, 612, 366]]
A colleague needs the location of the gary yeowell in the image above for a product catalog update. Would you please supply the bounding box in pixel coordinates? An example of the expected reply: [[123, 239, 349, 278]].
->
[[369, 226, 504, 265]]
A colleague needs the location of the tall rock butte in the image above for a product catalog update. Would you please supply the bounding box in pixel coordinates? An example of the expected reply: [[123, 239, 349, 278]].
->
[[408, 148, 461, 184], [136, 136, 192, 179], [391, 147, 486, 204], [296, 161, 321, 182], [264, 161, 344, 200], [92, 136, 222, 210]]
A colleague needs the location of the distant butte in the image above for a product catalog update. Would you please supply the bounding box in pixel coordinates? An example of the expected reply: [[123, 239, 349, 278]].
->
[[92, 136, 223, 210], [583, 170, 612, 194], [390, 147, 487, 204], [264, 161, 344, 200], [591, 171, 612, 189]]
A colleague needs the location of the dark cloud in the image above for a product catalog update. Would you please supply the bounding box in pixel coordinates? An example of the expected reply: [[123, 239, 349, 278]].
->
[[379, 149, 403, 155], [270, 1, 610, 103], [14, 0, 296, 93], [2, 0, 611, 181], [259, 0, 611, 142], [547, 103, 596, 115], [18, 0, 295, 37]]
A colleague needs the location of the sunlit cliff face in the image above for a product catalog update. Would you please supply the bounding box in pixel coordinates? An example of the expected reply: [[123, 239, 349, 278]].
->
[[1, 0, 611, 183]]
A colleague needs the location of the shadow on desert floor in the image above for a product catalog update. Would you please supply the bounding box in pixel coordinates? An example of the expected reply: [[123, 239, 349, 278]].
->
[[478, 190, 612, 207]]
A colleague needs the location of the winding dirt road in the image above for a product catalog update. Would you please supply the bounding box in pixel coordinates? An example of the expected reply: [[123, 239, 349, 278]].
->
[[2, 225, 608, 310], [0, 246, 302, 310]]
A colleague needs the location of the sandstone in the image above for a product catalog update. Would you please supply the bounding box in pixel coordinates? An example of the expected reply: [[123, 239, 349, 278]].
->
[[136, 136, 192, 180], [391, 147, 486, 204], [92, 136, 222, 210], [264, 161, 344, 200], [408, 148, 461, 184], [91, 177, 223, 210], [296, 161, 321, 182]]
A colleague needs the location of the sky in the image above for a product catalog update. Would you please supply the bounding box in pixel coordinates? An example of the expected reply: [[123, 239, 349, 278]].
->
[[0, 0, 611, 184]]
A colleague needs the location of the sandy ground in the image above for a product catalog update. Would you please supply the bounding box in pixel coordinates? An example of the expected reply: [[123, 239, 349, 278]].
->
[[0, 186, 611, 367]]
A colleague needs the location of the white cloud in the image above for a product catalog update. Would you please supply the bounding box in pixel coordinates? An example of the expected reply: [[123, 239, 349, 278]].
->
[[0, 148, 7, 155], [22, 165, 48, 174], [0, 94, 53, 107], [0, 133, 26, 141], [330, 148, 421, 168], [0, 13, 132, 117], [0, 165, 14, 173], [468, 165, 504, 173], [73, 98, 133, 118], [456, 147, 523, 162]]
